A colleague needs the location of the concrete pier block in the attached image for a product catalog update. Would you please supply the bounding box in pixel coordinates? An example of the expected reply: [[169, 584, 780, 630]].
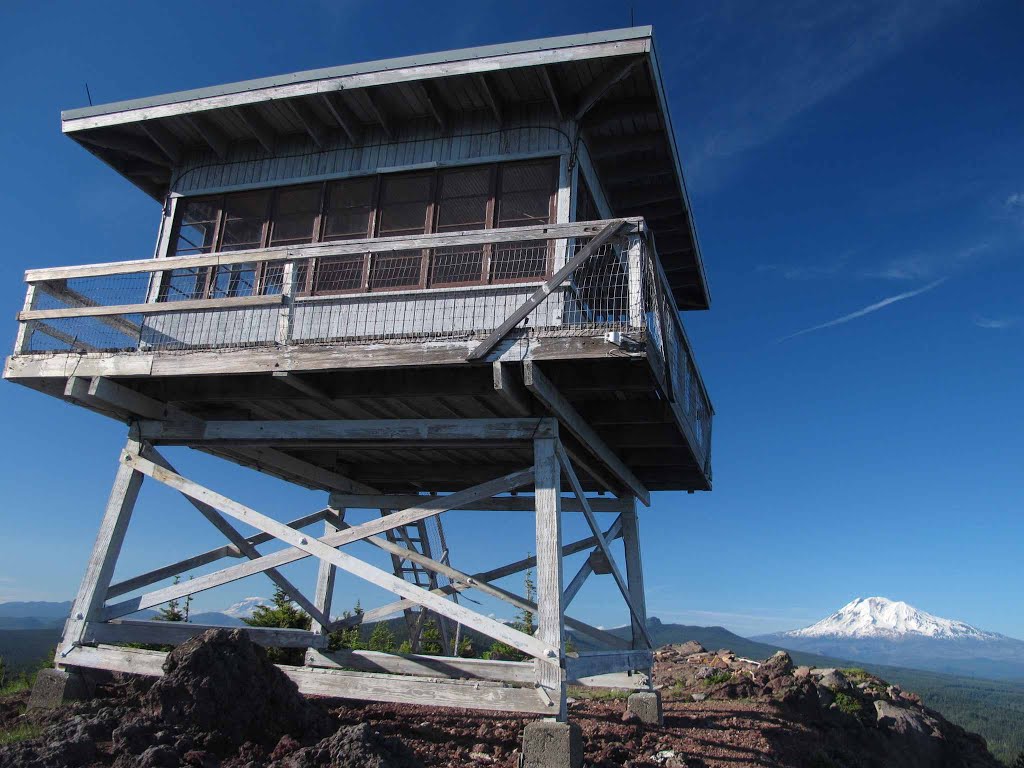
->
[[28, 668, 88, 710], [522, 720, 583, 768], [627, 690, 663, 725]]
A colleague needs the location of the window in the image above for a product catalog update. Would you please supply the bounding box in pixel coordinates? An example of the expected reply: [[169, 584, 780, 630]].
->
[[162, 158, 560, 299], [493, 160, 556, 281]]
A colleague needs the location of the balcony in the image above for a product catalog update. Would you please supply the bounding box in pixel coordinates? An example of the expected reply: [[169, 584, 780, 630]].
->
[[9, 218, 712, 483]]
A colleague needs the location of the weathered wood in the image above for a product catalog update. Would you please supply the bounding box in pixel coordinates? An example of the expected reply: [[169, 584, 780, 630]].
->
[[475, 74, 503, 125], [105, 466, 536, 620], [60, 438, 144, 656], [533, 436, 566, 720], [620, 500, 649, 653], [310, 510, 342, 636], [231, 447, 376, 495], [183, 114, 228, 160], [327, 493, 630, 514], [467, 219, 627, 360], [141, 446, 331, 628], [285, 99, 330, 148], [557, 445, 653, 647], [84, 620, 327, 648], [24, 220, 639, 282], [319, 92, 361, 144], [539, 65, 564, 120], [415, 81, 448, 131], [565, 650, 653, 680], [362, 88, 394, 140], [234, 106, 276, 153], [20, 293, 282, 322], [306, 648, 535, 683], [524, 361, 650, 505], [139, 121, 183, 165], [34, 280, 142, 339], [106, 509, 332, 598], [574, 57, 644, 121], [139, 418, 554, 446]]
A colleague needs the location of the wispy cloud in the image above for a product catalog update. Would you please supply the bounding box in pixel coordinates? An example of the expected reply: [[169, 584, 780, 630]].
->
[[974, 315, 1018, 330], [1005, 193, 1024, 222], [863, 243, 990, 281], [777, 278, 947, 342], [756, 252, 850, 281]]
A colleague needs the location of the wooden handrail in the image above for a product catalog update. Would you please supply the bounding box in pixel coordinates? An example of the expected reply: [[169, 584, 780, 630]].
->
[[24, 218, 645, 283]]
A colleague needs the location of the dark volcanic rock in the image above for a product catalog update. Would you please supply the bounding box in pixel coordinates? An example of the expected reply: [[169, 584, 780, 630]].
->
[[145, 627, 333, 749], [266, 723, 424, 768]]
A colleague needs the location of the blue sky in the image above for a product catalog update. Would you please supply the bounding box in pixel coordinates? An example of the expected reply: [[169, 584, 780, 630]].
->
[[0, 1, 1021, 640]]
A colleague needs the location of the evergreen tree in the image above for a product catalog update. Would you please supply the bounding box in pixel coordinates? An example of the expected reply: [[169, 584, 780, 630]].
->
[[367, 622, 395, 653], [244, 587, 311, 664], [155, 576, 192, 622], [327, 602, 367, 651], [1012, 751, 1024, 768], [484, 564, 537, 661], [418, 620, 444, 655]]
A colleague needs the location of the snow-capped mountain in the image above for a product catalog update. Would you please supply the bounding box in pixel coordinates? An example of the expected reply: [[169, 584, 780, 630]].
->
[[223, 596, 271, 619], [785, 597, 1001, 641], [754, 597, 1024, 682]]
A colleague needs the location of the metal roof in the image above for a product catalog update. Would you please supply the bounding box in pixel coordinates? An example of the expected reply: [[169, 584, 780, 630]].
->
[[59, 27, 709, 309]]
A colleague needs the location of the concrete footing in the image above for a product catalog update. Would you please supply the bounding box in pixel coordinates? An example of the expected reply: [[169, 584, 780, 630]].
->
[[627, 690, 663, 725], [521, 720, 583, 768], [28, 668, 88, 710]]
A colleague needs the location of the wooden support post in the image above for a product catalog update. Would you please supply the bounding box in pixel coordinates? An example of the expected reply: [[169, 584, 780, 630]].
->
[[533, 432, 567, 720], [620, 499, 650, 659], [310, 509, 342, 636], [14, 284, 37, 354], [276, 261, 295, 345], [627, 232, 645, 330], [60, 435, 144, 658]]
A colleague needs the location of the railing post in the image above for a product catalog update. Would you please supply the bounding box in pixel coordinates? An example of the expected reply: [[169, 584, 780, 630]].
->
[[276, 260, 295, 346], [14, 284, 37, 354], [627, 233, 644, 329]]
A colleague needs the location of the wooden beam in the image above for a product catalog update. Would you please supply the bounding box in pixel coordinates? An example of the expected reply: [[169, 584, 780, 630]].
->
[[138, 121, 182, 165], [574, 57, 643, 121], [306, 648, 535, 683], [534, 435, 567, 720], [230, 447, 376, 494], [587, 130, 663, 160], [310, 511, 341, 636], [141, 446, 331, 628], [539, 66, 565, 121], [60, 438, 144, 656], [121, 453, 555, 661], [235, 106, 276, 153], [468, 219, 627, 360], [105, 509, 331, 598], [475, 74, 503, 126], [320, 92, 362, 144], [557, 444, 652, 648], [620, 500, 649, 653], [415, 81, 448, 132], [85, 620, 327, 649], [362, 88, 394, 140], [104, 466, 537, 619], [183, 113, 229, 160], [139, 418, 555, 446], [20, 293, 281, 322], [582, 99, 659, 130], [524, 362, 650, 505], [285, 99, 330, 148], [76, 131, 169, 166], [328, 493, 630, 514], [34, 280, 142, 339], [566, 649, 653, 680]]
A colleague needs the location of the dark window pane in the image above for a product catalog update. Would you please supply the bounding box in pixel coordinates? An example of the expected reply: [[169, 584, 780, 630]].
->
[[172, 198, 220, 256], [210, 263, 258, 297], [369, 250, 423, 289], [430, 246, 484, 285], [497, 161, 555, 228], [161, 267, 207, 301], [270, 185, 321, 246], [435, 167, 490, 232], [313, 256, 364, 293], [221, 191, 269, 251], [378, 174, 432, 237], [492, 241, 548, 280], [323, 178, 375, 241]]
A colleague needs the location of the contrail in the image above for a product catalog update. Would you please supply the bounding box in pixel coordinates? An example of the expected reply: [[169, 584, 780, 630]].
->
[[777, 278, 947, 342]]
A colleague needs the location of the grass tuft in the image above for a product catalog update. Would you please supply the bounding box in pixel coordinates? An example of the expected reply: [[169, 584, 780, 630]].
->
[[0, 723, 42, 746]]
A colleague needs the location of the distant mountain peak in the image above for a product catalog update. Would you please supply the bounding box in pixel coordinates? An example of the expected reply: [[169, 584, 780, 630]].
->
[[223, 596, 270, 619], [785, 597, 1000, 640]]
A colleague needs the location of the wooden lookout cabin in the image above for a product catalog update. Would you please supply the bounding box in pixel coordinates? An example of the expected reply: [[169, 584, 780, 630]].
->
[[7, 27, 713, 761]]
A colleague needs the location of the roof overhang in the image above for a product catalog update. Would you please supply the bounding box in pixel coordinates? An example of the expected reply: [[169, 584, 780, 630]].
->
[[61, 27, 709, 309]]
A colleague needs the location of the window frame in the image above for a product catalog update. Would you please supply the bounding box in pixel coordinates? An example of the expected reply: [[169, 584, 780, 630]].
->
[[161, 157, 561, 300]]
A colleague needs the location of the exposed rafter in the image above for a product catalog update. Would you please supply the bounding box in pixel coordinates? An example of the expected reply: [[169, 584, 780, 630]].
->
[[362, 87, 394, 140], [614, 185, 679, 209], [538, 65, 564, 121], [582, 99, 659, 131], [285, 98, 330, 149], [415, 81, 449, 132], [183, 113, 229, 161], [235, 106, 276, 153], [602, 162, 674, 187], [320, 91, 362, 144], [76, 131, 169, 167], [139, 121, 182, 165], [573, 56, 643, 121], [586, 130, 664, 160], [475, 73, 503, 126]]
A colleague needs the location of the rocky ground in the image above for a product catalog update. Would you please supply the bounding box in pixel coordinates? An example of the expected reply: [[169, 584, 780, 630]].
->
[[0, 631, 1006, 768]]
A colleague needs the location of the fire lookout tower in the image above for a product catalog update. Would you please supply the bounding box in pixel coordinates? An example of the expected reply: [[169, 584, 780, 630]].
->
[[6, 27, 713, 760]]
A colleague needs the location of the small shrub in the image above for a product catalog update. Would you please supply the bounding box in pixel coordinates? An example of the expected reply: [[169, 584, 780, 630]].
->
[[834, 691, 863, 716], [567, 686, 631, 701], [840, 668, 870, 681], [0, 723, 42, 746], [703, 671, 733, 686]]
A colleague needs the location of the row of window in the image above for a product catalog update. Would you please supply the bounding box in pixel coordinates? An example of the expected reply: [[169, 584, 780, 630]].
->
[[161, 159, 559, 299]]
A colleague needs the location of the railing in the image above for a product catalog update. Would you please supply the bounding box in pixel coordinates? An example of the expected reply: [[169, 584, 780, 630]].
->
[[12, 218, 712, 473]]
